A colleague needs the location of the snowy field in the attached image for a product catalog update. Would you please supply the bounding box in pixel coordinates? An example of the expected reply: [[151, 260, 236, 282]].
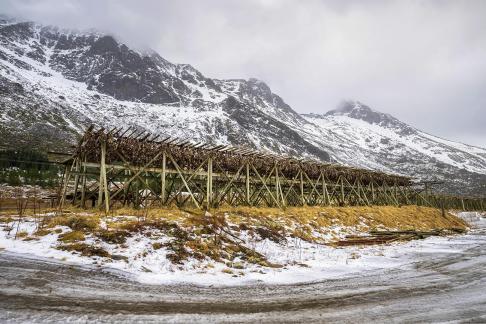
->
[[1, 211, 486, 323], [0, 211, 482, 286]]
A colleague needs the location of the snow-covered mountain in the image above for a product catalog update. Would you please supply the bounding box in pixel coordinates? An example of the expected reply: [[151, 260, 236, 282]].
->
[[1, 18, 485, 196], [301, 102, 486, 196], [0, 18, 329, 161]]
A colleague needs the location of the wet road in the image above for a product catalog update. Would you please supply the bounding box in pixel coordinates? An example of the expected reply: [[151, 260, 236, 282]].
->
[[1, 227, 486, 323]]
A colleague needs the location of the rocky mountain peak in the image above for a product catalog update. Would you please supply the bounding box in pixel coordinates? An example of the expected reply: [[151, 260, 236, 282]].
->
[[87, 35, 119, 55], [0, 18, 332, 160], [323, 100, 415, 134], [326, 100, 384, 120], [248, 77, 270, 91]]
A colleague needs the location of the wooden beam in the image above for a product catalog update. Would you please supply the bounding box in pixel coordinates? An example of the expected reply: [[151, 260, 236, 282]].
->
[[246, 163, 250, 205], [161, 152, 166, 204], [167, 153, 200, 209], [206, 157, 213, 208], [251, 164, 280, 208]]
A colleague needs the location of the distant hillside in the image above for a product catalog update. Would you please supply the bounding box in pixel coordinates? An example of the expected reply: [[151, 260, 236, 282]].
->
[[1, 18, 485, 196]]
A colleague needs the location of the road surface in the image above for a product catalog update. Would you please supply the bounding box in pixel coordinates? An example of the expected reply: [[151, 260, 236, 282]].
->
[[1, 225, 486, 323]]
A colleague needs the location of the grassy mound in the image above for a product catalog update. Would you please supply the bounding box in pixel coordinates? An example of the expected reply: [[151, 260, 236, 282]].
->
[[5, 205, 467, 270], [215, 205, 467, 232]]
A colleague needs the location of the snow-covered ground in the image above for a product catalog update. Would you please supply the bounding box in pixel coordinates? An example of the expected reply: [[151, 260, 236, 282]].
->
[[0, 184, 55, 199], [0, 212, 482, 286], [455, 211, 485, 228], [1, 211, 486, 323]]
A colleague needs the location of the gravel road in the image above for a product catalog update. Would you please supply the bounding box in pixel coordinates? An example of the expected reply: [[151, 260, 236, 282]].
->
[[1, 225, 486, 323]]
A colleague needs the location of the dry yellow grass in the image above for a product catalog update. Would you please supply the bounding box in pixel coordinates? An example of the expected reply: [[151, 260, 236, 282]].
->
[[58, 230, 85, 243], [2, 204, 467, 234], [0, 215, 14, 223], [15, 230, 28, 238], [214, 205, 467, 231], [57, 242, 110, 258], [4, 204, 466, 267], [43, 205, 466, 232], [0, 205, 88, 216], [47, 214, 100, 231], [33, 228, 53, 236]]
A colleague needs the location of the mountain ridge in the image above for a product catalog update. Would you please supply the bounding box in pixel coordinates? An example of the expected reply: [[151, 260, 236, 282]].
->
[[1, 18, 485, 196]]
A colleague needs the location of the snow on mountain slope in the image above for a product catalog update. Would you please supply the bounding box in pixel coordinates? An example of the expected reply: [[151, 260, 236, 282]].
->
[[304, 102, 486, 173], [0, 18, 484, 196], [302, 101, 486, 196], [0, 18, 329, 161]]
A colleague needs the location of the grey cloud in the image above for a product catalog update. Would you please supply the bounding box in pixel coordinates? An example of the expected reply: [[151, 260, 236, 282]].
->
[[1, 0, 485, 146]]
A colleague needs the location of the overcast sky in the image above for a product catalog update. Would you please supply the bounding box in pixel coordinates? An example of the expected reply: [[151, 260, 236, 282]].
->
[[1, 0, 485, 147]]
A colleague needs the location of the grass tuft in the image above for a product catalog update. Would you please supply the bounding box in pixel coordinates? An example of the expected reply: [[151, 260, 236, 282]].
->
[[58, 230, 85, 243], [48, 215, 100, 232], [95, 229, 131, 244], [15, 230, 28, 238], [0, 216, 14, 223], [57, 242, 110, 258], [34, 228, 52, 236]]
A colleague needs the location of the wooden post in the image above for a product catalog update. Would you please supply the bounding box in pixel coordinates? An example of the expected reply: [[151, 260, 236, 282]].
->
[[56, 167, 66, 206], [322, 173, 328, 206], [300, 170, 304, 206], [101, 140, 109, 213], [356, 180, 362, 204], [209, 158, 213, 206], [97, 159, 104, 208], [124, 169, 130, 206], [97, 140, 109, 212], [275, 165, 285, 208], [340, 177, 345, 205], [279, 177, 285, 207], [275, 163, 280, 207], [246, 163, 250, 205], [461, 198, 465, 211], [80, 157, 87, 208], [359, 181, 370, 206], [71, 158, 80, 204], [161, 152, 166, 204], [58, 164, 72, 211], [134, 181, 139, 208], [371, 182, 375, 203], [206, 156, 213, 209]]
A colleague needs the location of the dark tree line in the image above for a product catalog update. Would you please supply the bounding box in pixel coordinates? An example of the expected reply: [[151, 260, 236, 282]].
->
[[0, 149, 61, 187]]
